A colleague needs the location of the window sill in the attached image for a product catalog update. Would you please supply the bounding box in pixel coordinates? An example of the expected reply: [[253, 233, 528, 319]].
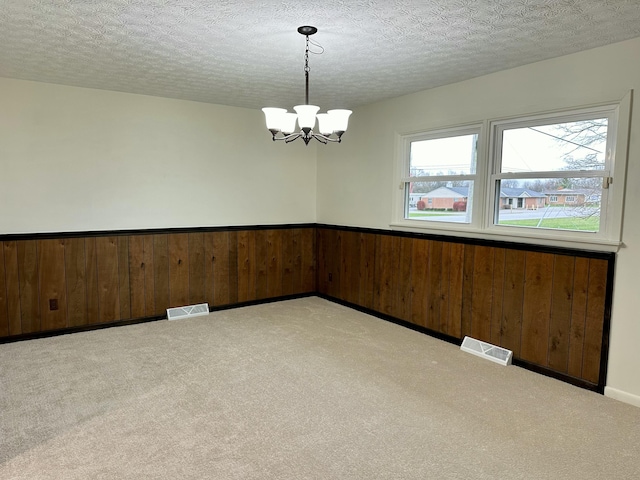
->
[[389, 221, 621, 253]]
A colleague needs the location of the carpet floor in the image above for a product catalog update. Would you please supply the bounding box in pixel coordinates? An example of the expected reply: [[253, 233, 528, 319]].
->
[[1, 297, 639, 479]]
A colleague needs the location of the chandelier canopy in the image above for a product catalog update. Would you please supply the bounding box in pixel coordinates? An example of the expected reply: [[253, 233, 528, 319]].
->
[[262, 26, 352, 145]]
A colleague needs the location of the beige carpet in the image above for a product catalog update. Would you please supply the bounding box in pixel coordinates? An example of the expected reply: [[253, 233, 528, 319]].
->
[[1, 297, 639, 479]]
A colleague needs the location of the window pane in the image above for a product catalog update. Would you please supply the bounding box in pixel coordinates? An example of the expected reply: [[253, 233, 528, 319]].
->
[[407, 181, 473, 224], [501, 118, 607, 173], [494, 178, 602, 232], [410, 134, 477, 176]]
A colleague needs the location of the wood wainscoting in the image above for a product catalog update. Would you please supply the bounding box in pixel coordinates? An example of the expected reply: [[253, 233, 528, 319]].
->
[[316, 226, 614, 391], [0, 226, 316, 340]]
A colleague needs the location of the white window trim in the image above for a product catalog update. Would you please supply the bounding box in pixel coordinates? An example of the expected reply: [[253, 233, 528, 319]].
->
[[391, 93, 632, 252]]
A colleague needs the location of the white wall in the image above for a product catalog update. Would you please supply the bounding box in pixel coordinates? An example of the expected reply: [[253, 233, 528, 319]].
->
[[0, 78, 316, 234], [317, 37, 640, 406]]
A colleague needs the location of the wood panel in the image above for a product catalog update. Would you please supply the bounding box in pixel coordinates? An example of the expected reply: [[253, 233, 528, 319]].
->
[[95, 237, 120, 323], [0, 243, 9, 336], [426, 241, 442, 331], [410, 238, 428, 328], [568, 257, 589, 378], [375, 235, 395, 316], [460, 243, 475, 338], [211, 232, 230, 306], [266, 230, 282, 299], [521, 252, 554, 365], [129, 236, 146, 319], [168, 233, 190, 307], [301, 228, 316, 293], [582, 259, 608, 384], [255, 230, 269, 300], [501, 249, 526, 356], [282, 229, 296, 297], [438, 242, 451, 334], [339, 231, 359, 305], [118, 236, 131, 321], [359, 233, 377, 310], [548, 255, 575, 373], [64, 238, 87, 327], [85, 238, 100, 324], [470, 245, 494, 342], [38, 239, 67, 331], [143, 236, 155, 317], [17, 240, 40, 333], [153, 235, 170, 315], [447, 242, 465, 338], [490, 248, 506, 346], [228, 231, 239, 304], [237, 230, 256, 303], [3, 242, 21, 335], [189, 233, 206, 305], [396, 237, 413, 323]]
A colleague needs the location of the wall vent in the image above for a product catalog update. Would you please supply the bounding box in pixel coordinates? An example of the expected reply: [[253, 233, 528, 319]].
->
[[166, 303, 210, 321], [460, 336, 513, 366]]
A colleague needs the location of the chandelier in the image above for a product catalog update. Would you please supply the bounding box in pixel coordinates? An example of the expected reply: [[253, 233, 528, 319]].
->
[[262, 26, 352, 145]]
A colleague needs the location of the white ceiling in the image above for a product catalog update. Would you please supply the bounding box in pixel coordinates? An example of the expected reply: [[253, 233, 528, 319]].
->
[[1, 0, 640, 111]]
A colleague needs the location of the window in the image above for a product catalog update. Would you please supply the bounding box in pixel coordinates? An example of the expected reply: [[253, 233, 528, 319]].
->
[[399, 126, 479, 225], [393, 96, 630, 250], [491, 110, 614, 236]]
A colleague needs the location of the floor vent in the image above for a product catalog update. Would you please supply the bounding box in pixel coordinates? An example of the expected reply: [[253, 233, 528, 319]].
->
[[166, 303, 210, 321], [460, 336, 513, 366]]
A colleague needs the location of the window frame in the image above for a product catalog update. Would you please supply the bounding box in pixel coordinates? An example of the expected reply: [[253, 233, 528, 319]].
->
[[391, 94, 631, 251], [393, 124, 484, 232]]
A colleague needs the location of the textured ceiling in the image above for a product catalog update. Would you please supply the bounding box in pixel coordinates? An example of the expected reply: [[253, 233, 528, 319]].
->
[[1, 0, 640, 111]]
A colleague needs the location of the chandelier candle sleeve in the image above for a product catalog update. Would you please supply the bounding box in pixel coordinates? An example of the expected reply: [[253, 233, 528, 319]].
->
[[262, 26, 352, 145]]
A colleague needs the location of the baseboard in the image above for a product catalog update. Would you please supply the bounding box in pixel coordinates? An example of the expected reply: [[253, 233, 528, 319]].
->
[[604, 386, 640, 408]]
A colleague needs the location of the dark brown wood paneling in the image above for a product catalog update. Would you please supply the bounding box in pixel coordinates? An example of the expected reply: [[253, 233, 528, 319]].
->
[[447, 242, 464, 338], [128, 236, 146, 319], [340, 231, 359, 304], [228, 231, 239, 304], [301, 228, 316, 293], [143, 236, 155, 317], [490, 248, 506, 346], [282, 229, 296, 297], [210, 232, 230, 306], [460, 243, 475, 338], [582, 259, 608, 384], [266, 230, 282, 299], [168, 234, 190, 308], [548, 255, 575, 373], [3, 242, 21, 335], [17, 240, 40, 333], [188, 233, 206, 305], [255, 230, 269, 300], [396, 237, 413, 323], [0, 243, 9, 336], [568, 257, 589, 378], [95, 237, 120, 323], [237, 230, 256, 303], [118, 236, 131, 321], [153, 235, 170, 315], [64, 238, 87, 327], [38, 239, 67, 331], [501, 249, 525, 356], [290, 229, 303, 294], [471, 245, 494, 343], [410, 238, 428, 328], [204, 233, 216, 307], [359, 233, 377, 310], [438, 242, 451, 334], [85, 238, 100, 324], [375, 234, 395, 316], [521, 252, 554, 366], [426, 241, 442, 331]]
